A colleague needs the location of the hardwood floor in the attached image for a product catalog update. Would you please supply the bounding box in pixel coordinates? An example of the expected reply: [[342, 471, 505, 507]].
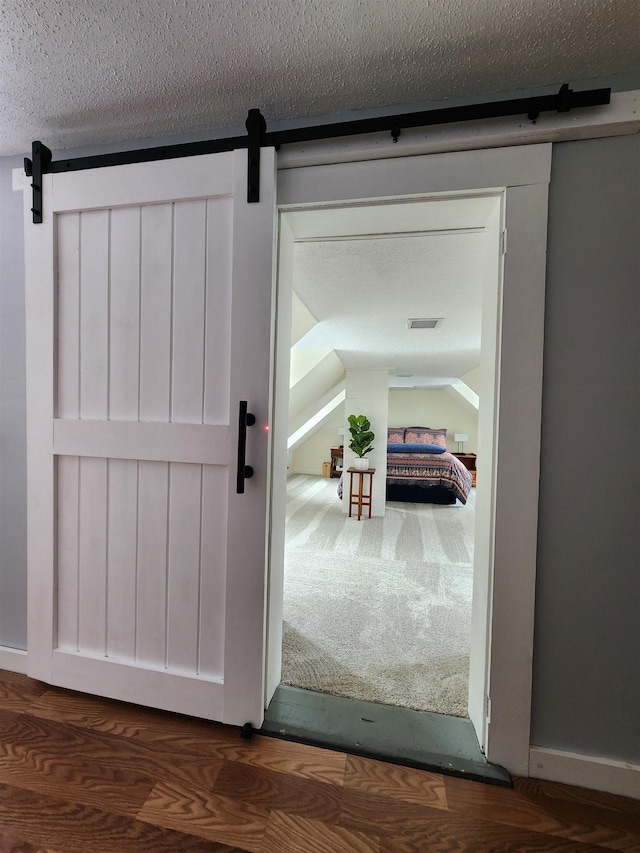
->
[[0, 671, 638, 852]]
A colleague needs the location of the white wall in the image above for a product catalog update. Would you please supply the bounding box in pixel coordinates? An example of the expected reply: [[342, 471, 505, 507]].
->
[[388, 387, 478, 453], [288, 350, 344, 434], [293, 385, 479, 473], [461, 366, 482, 396], [290, 348, 333, 387], [343, 369, 388, 516], [291, 291, 317, 346], [291, 379, 393, 491], [292, 410, 344, 475]]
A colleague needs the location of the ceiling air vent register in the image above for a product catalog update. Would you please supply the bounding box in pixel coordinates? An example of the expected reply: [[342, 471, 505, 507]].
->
[[407, 318, 441, 329]]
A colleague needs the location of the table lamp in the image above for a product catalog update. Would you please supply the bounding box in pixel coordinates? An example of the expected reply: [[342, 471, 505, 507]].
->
[[454, 433, 469, 453]]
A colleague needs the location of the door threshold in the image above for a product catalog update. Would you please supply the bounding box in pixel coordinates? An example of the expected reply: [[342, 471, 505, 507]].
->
[[262, 685, 511, 787]]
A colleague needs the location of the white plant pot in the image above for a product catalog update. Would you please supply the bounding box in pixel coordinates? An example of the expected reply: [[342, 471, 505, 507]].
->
[[353, 457, 369, 470]]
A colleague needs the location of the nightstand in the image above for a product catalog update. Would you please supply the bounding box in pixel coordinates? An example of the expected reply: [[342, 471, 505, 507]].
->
[[330, 446, 343, 478], [453, 452, 477, 486]]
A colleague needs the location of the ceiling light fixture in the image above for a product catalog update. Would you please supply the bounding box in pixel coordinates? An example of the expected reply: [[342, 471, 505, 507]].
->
[[407, 318, 441, 329]]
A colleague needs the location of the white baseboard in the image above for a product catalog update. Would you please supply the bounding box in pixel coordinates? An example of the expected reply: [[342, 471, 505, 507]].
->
[[530, 746, 640, 800], [0, 646, 28, 675]]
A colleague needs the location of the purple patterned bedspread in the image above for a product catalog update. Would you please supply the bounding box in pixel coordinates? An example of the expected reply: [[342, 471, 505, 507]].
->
[[386, 450, 472, 504]]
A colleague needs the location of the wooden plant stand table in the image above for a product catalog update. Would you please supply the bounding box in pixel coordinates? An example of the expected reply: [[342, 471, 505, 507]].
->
[[347, 467, 375, 520]]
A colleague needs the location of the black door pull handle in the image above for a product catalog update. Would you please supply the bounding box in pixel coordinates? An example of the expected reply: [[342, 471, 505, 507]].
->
[[237, 401, 256, 494]]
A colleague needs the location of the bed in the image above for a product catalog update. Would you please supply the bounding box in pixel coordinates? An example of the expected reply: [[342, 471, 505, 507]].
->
[[338, 427, 473, 506], [385, 427, 472, 505]]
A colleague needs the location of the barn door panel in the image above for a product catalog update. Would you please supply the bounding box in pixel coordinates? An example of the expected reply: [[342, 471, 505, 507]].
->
[[24, 149, 275, 726]]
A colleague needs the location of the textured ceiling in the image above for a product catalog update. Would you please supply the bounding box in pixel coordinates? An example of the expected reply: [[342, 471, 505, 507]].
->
[[290, 196, 499, 384], [1, 0, 639, 156]]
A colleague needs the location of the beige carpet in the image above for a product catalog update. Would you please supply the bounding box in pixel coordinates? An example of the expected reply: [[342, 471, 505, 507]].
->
[[281, 475, 475, 718]]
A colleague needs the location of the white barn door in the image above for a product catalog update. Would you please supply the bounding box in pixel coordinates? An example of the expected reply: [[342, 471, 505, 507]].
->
[[23, 149, 275, 727]]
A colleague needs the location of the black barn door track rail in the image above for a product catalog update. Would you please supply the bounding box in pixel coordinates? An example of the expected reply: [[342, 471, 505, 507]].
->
[[24, 83, 610, 223]]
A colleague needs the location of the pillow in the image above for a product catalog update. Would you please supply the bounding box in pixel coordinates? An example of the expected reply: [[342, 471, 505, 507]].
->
[[404, 427, 448, 448], [387, 442, 445, 454], [387, 427, 406, 443]]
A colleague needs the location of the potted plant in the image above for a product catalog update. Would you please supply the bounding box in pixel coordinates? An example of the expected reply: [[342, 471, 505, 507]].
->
[[348, 414, 375, 469]]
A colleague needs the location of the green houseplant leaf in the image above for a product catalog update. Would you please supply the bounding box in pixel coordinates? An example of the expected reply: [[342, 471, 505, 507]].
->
[[347, 414, 375, 457]]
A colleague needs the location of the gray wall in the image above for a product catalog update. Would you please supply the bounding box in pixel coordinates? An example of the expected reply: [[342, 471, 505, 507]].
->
[[1, 131, 639, 765], [0, 156, 27, 648], [532, 134, 640, 762]]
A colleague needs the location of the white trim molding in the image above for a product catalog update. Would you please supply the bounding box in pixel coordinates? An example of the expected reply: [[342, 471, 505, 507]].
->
[[277, 144, 551, 777], [277, 90, 640, 169], [0, 646, 28, 675], [530, 746, 640, 801]]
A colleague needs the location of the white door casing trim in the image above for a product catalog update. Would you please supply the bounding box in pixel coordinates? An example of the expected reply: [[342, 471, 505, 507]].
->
[[273, 144, 551, 777]]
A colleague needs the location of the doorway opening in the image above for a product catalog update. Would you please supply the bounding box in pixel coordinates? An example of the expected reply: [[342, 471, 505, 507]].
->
[[266, 191, 503, 770]]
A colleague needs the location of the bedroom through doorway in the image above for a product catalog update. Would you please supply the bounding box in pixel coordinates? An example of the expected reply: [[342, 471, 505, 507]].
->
[[273, 192, 503, 726]]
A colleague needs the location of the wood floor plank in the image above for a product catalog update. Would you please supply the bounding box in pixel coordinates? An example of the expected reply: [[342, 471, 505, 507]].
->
[[376, 823, 613, 852], [27, 689, 347, 785], [445, 775, 640, 850], [0, 783, 248, 852], [227, 736, 347, 786], [0, 673, 47, 714], [340, 789, 610, 852], [0, 708, 223, 794], [212, 758, 343, 822], [137, 780, 269, 852], [0, 832, 61, 853], [0, 745, 153, 818], [262, 809, 380, 853], [26, 689, 240, 756], [344, 754, 448, 809], [340, 786, 453, 835], [0, 673, 637, 853]]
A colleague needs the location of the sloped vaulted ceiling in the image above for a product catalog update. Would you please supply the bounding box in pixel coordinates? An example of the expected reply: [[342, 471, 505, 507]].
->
[[290, 195, 499, 386]]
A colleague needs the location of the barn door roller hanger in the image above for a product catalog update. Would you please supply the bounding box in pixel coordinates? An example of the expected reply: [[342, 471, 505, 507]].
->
[[24, 83, 610, 223]]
